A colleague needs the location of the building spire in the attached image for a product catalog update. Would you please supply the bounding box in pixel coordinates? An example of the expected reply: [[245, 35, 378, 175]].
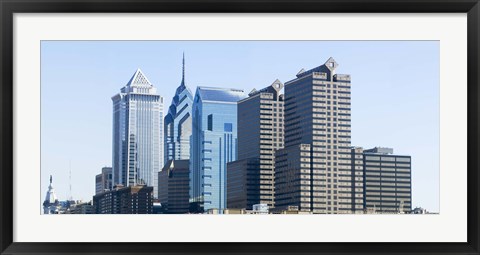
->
[[181, 52, 185, 86], [50, 175, 52, 184], [175, 52, 187, 96]]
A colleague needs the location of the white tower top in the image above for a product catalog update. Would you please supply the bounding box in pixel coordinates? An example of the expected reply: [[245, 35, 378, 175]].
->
[[44, 175, 58, 204]]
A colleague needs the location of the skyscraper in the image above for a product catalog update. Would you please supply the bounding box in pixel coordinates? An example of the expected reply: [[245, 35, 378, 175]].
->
[[190, 87, 246, 212], [111, 69, 163, 197], [275, 57, 353, 214], [227, 80, 284, 209], [164, 54, 194, 162]]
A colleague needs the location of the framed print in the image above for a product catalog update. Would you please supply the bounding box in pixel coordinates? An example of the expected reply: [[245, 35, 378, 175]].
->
[[1, 0, 479, 254]]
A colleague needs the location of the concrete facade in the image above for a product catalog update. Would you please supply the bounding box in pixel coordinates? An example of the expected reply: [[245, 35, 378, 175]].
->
[[158, 159, 190, 214], [93, 184, 153, 214], [350, 147, 365, 213], [227, 80, 284, 209], [275, 58, 353, 214], [360, 147, 412, 213], [95, 167, 113, 195]]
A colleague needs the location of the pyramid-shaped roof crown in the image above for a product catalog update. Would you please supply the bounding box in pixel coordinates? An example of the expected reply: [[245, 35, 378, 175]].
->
[[126, 68, 153, 87]]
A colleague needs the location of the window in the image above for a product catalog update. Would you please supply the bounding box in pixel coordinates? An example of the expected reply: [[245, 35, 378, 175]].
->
[[207, 114, 213, 131], [224, 123, 232, 132]]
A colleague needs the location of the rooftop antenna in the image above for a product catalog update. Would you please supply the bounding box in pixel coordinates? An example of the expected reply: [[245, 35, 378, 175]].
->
[[69, 160, 72, 201]]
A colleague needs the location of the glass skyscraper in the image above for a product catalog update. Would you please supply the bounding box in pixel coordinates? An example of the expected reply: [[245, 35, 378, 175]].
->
[[164, 54, 193, 162], [111, 69, 164, 197], [190, 87, 246, 212], [160, 54, 193, 214]]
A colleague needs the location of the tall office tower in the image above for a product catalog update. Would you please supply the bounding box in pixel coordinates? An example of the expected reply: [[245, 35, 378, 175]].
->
[[111, 69, 164, 198], [227, 80, 284, 210], [95, 167, 113, 195], [158, 159, 190, 214], [93, 184, 153, 214], [164, 54, 194, 162], [359, 147, 412, 213], [275, 57, 353, 214], [190, 87, 246, 213]]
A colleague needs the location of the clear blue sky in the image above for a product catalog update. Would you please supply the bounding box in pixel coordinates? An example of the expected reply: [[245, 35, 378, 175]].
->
[[41, 41, 439, 212]]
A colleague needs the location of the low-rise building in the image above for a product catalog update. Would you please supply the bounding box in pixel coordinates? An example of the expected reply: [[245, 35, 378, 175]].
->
[[411, 207, 428, 214], [93, 184, 153, 214], [351, 147, 412, 214], [66, 201, 95, 214], [206, 208, 247, 214], [251, 204, 269, 214]]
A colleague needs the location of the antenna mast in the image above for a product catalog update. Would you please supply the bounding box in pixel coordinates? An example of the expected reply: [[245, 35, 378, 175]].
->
[[69, 160, 72, 200]]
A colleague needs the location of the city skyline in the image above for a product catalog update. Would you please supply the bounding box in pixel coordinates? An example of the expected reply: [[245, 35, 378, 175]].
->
[[41, 41, 439, 212]]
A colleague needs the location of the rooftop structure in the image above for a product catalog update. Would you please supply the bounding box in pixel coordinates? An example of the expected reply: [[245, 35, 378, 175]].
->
[[364, 147, 394, 155]]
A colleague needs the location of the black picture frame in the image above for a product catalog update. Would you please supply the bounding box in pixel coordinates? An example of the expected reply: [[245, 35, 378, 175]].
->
[[1, 0, 479, 254]]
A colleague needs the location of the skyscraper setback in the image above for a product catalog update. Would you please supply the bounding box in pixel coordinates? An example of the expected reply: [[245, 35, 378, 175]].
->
[[159, 54, 192, 213], [164, 54, 194, 162], [111, 69, 164, 197], [275, 57, 353, 214]]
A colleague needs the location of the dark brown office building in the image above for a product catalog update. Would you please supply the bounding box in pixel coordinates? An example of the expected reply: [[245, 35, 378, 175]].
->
[[93, 184, 153, 214], [158, 159, 190, 214], [227, 80, 284, 210], [275, 58, 353, 214]]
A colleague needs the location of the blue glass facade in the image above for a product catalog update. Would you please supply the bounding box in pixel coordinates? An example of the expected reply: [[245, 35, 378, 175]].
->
[[164, 55, 194, 162], [190, 87, 246, 212], [112, 69, 164, 197]]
